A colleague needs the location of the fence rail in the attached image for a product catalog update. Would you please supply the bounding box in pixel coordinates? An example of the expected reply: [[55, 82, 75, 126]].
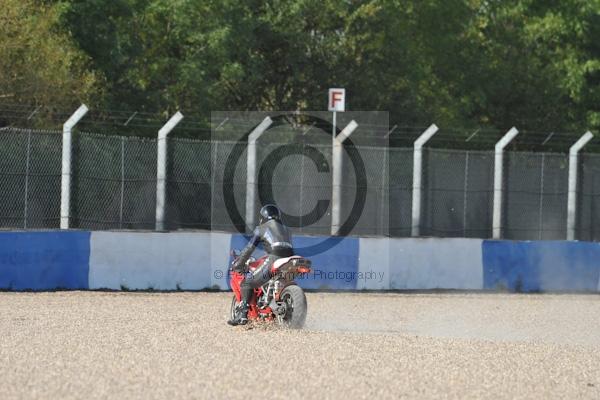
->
[[0, 126, 598, 241]]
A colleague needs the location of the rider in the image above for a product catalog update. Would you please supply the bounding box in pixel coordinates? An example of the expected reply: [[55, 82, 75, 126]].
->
[[227, 204, 294, 326]]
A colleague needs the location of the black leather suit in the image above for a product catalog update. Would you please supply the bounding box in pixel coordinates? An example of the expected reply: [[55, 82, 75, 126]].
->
[[232, 219, 294, 303]]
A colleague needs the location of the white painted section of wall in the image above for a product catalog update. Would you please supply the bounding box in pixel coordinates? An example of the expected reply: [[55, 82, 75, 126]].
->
[[387, 238, 483, 290], [357, 238, 390, 289], [89, 231, 217, 290], [210, 231, 233, 290]]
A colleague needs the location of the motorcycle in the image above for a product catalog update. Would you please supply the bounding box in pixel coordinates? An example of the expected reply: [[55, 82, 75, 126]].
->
[[229, 250, 312, 329]]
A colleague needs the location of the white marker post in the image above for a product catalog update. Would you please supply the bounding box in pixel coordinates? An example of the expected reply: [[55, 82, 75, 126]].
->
[[567, 131, 594, 240], [328, 88, 346, 235], [245, 117, 273, 231], [331, 121, 358, 235], [411, 124, 438, 237], [492, 127, 519, 239], [155, 111, 183, 231], [60, 104, 88, 229]]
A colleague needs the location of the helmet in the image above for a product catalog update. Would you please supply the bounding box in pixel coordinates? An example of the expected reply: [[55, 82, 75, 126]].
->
[[259, 204, 281, 224]]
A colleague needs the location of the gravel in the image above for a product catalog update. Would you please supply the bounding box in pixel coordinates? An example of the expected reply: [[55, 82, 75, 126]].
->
[[0, 291, 599, 399]]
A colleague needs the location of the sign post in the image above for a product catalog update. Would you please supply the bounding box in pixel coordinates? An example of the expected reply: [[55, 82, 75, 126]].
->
[[328, 88, 347, 235], [328, 88, 346, 139]]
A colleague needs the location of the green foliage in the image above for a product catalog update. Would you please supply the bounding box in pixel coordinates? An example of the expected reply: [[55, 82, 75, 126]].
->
[[460, 0, 600, 132], [0, 0, 100, 125], [6, 0, 600, 136]]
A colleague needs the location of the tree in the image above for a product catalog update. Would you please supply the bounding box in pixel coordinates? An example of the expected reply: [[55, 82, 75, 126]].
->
[[458, 0, 600, 133], [61, 0, 349, 115], [0, 0, 99, 127], [59, 0, 600, 138]]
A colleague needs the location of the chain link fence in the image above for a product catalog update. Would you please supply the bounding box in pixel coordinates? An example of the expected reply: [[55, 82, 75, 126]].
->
[[165, 138, 211, 230], [578, 153, 600, 242], [504, 152, 569, 240], [421, 148, 494, 238], [0, 128, 61, 229], [71, 132, 157, 230], [0, 127, 598, 241], [388, 148, 413, 237]]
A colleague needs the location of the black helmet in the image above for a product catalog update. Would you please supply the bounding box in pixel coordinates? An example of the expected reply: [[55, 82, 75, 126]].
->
[[259, 204, 281, 224]]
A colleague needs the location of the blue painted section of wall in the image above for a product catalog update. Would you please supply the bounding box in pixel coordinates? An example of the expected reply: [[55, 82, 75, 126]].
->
[[0, 231, 90, 290], [482, 240, 600, 292], [294, 236, 359, 289], [230, 234, 359, 290]]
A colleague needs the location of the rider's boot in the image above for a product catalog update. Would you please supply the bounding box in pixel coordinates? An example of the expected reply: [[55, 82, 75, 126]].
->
[[227, 300, 249, 326]]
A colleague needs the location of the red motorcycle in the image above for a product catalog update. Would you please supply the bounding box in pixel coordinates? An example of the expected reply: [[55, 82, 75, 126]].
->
[[229, 250, 312, 329]]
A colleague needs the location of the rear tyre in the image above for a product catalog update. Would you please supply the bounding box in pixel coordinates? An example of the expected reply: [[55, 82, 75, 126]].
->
[[279, 285, 307, 329]]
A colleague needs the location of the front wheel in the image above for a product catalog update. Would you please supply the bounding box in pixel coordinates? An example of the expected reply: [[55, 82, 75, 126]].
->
[[279, 285, 307, 329]]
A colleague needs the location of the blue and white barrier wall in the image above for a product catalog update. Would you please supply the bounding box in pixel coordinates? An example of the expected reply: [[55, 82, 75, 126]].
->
[[0, 231, 599, 292]]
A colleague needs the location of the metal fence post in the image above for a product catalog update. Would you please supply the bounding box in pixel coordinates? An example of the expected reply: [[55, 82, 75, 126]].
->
[[567, 131, 594, 240], [538, 154, 545, 240], [331, 120, 358, 235], [492, 127, 519, 239], [299, 143, 306, 232], [462, 151, 470, 236], [60, 104, 88, 229], [411, 124, 438, 237], [379, 146, 389, 236], [119, 136, 125, 229], [210, 141, 219, 228], [155, 111, 183, 231], [245, 117, 272, 231], [23, 130, 32, 229]]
